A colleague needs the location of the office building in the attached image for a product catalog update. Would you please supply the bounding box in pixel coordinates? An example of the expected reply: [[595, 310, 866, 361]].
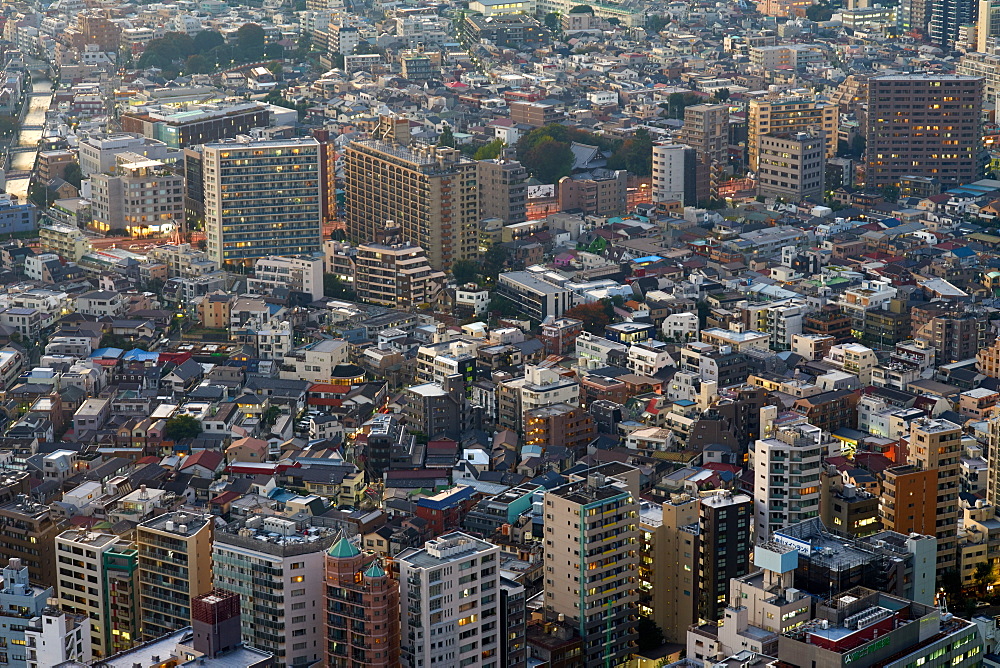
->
[[756, 132, 826, 202], [247, 255, 324, 302], [753, 415, 824, 540], [325, 535, 400, 667], [638, 496, 699, 643], [477, 158, 527, 225], [202, 137, 323, 267], [865, 74, 984, 188], [120, 101, 272, 148], [930, 0, 977, 45], [652, 142, 697, 206], [557, 169, 628, 216], [543, 468, 639, 666], [354, 242, 447, 309], [55, 530, 137, 658], [748, 97, 838, 171], [213, 517, 336, 667], [0, 497, 59, 589], [397, 532, 500, 668], [137, 512, 214, 640], [87, 154, 184, 237], [496, 271, 572, 321], [778, 588, 982, 668], [679, 104, 728, 200], [344, 124, 479, 271], [699, 491, 753, 623]]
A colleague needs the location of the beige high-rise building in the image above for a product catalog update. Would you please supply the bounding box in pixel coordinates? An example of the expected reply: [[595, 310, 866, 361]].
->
[[354, 242, 446, 308], [748, 97, 838, 171], [55, 530, 138, 658], [639, 496, 698, 643], [544, 465, 639, 666], [679, 104, 728, 201], [136, 511, 214, 640], [344, 137, 479, 271], [477, 158, 527, 224], [908, 418, 961, 572], [756, 132, 826, 201], [87, 153, 184, 237]]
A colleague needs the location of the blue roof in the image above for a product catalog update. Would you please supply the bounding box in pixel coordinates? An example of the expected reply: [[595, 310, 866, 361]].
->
[[880, 218, 901, 228], [90, 347, 124, 359], [952, 247, 976, 257], [416, 485, 477, 510], [631, 255, 664, 264], [122, 349, 158, 362]]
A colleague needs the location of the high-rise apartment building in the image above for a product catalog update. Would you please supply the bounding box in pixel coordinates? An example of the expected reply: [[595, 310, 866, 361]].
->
[[753, 412, 824, 540], [324, 535, 400, 667], [344, 128, 479, 271], [698, 491, 753, 624], [978, 0, 1000, 50], [899, 0, 931, 34], [87, 154, 184, 237], [638, 496, 698, 643], [756, 132, 826, 202], [865, 74, 984, 188], [679, 104, 728, 201], [397, 532, 501, 668], [202, 137, 323, 267], [908, 418, 961, 571], [651, 142, 697, 206], [911, 303, 989, 364], [103, 541, 140, 656], [930, 0, 977, 45], [748, 97, 837, 171], [136, 512, 214, 640], [55, 530, 138, 658], [213, 517, 335, 667], [0, 557, 51, 664], [477, 158, 527, 225], [0, 496, 59, 589], [543, 468, 639, 667]]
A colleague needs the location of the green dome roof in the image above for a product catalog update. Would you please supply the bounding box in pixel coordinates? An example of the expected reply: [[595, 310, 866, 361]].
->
[[364, 560, 386, 578], [328, 536, 360, 558]]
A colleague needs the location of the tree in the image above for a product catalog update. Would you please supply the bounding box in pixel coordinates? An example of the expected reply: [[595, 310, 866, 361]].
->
[[636, 617, 665, 652], [481, 244, 509, 284], [606, 128, 653, 176], [488, 295, 520, 318], [266, 61, 283, 77], [662, 92, 703, 120], [543, 12, 561, 30], [451, 259, 479, 286], [235, 23, 266, 61], [99, 333, 130, 349], [474, 138, 505, 160], [164, 415, 203, 441], [522, 136, 574, 183], [712, 87, 730, 102], [646, 14, 669, 32], [193, 30, 225, 53], [564, 301, 613, 334], [806, 2, 834, 21], [184, 54, 213, 74], [63, 162, 83, 189], [262, 406, 281, 430], [438, 126, 456, 148], [323, 274, 357, 300], [331, 52, 345, 69], [137, 32, 196, 70], [568, 4, 593, 12]]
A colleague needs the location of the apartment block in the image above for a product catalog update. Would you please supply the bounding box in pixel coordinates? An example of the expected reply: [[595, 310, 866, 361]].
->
[[354, 243, 447, 309], [543, 469, 638, 666], [748, 97, 837, 170], [477, 158, 528, 225], [908, 418, 961, 571], [756, 132, 825, 202], [651, 142, 697, 206], [638, 496, 698, 643], [137, 512, 214, 640], [345, 130, 479, 271], [202, 137, 323, 267], [865, 74, 984, 188], [247, 255, 324, 302], [699, 491, 753, 623], [78, 132, 182, 176], [87, 154, 184, 237], [753, 414, 824, 540], [0, 497, 59, 589], [55, 530, 137, 658], [397, 532, 501, 668], [325, 535, 400, 667], [213, 517, 336, 667]]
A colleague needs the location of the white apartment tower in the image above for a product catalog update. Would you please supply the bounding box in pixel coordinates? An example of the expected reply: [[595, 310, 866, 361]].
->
[[397, 532, 501, 668]]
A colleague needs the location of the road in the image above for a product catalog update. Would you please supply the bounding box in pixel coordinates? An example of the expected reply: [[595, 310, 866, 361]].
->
[[6, 78, 53, 201]]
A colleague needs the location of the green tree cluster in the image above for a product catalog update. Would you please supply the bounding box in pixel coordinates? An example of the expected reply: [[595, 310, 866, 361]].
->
[[164, 415, 203, 441], [660, 92, 703, 119], [516, 124, 616, 183], [138, 27, 278, 76], [606, 128, 653, 176], [63, 162, 83, 189], [806, 2, 834, 21], [474, 138, 505, 160]]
